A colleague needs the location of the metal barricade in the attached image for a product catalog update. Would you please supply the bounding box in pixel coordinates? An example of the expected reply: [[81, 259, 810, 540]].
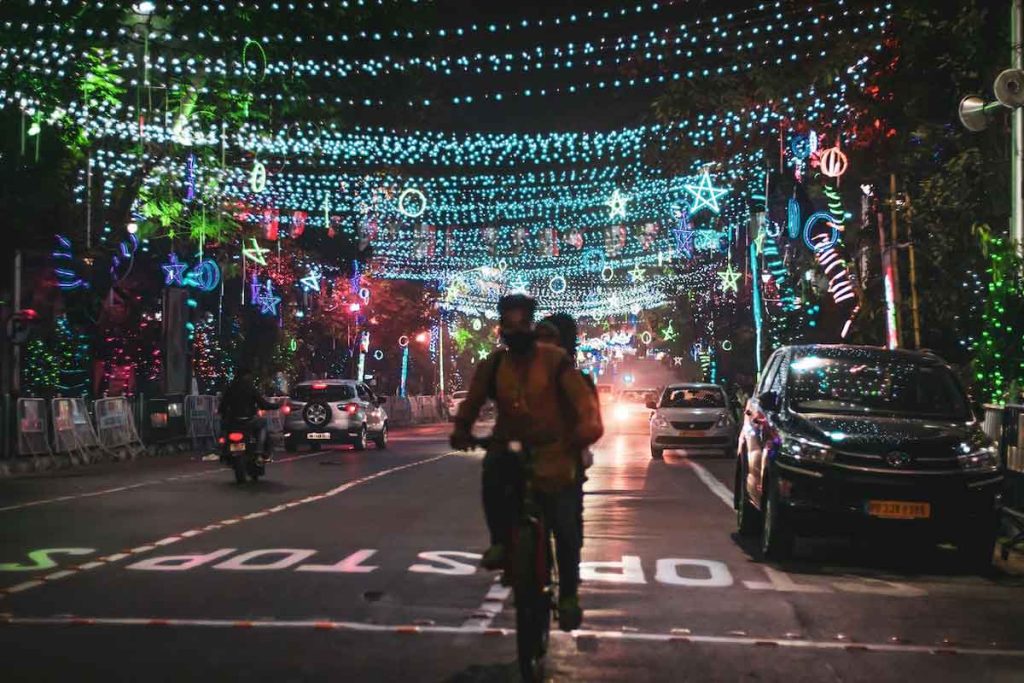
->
[[94, 397, 146, 459], [16, 398, 51, 458], [185, 395, 218, 449], [51, 398, 104, 464]]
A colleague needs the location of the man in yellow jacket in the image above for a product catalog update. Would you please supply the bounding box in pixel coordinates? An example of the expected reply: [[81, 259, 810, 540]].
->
[[451, 294, 603, 631]]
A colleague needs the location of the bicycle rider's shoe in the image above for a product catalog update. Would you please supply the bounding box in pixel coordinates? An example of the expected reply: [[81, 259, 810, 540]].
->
[[480, 544, 506, 570], [558, 595, 582, 632]]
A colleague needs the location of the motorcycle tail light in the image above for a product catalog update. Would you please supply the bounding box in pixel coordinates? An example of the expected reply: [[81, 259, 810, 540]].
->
[[217, 436, 225, 445], [228, 432, 245, 443]]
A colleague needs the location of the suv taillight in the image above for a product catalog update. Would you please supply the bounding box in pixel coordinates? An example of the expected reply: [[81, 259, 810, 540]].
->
[[336, 403, 360, 414]]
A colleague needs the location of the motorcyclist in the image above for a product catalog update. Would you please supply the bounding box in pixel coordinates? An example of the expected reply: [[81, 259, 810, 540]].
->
[[450, 294, 603, 631], [219, 367, 280, 461]]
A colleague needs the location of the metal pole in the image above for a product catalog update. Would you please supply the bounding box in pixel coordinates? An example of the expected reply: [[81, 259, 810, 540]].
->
[[12, 250, 22, 395], [1012, 0, 1024, 248], [437, 312, 445, 397], [905, 194, 923, 349], [887, 174, 903, 347]]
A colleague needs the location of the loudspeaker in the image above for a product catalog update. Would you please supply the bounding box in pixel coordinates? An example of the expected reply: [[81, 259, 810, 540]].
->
[[995, 68, 1024, 108], [959, 95, 993, 132]]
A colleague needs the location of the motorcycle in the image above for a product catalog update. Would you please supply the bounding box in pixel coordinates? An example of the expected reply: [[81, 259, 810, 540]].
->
[[220, 419, 267, 484]]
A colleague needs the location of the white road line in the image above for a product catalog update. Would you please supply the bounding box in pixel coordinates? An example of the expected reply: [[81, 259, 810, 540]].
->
[[686, 459, 734, 507], [0, 451, 326, 513], [0, 452, 455, 601], [461, 578, 511, 629], [3, 615, 1022, 658]]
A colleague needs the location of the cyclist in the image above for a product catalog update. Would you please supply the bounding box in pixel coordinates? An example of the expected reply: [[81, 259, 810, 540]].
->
[[451, 294, 603, 631], [219, 367, 280, 461]]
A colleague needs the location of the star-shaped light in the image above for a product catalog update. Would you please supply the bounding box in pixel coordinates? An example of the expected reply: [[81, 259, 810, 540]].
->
[[242, 238, 270, 265], [672, 227, 694, 259], [507, 274, 529, 294], [300, 269, 322, 293], [162, 253, 187, 286], [257, 279, 281, 316], [478, 348, 490, 361], [718, 262, 742, 293], [753, 230, 767, 255], [683, 171, 728, 215], [661, 321, 677, 341], [673, 356, 684, 366], [606, 188, 629, 219], [629, 264, 646, 283]]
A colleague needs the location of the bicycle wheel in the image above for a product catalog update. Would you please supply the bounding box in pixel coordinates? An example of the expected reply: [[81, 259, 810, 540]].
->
[[514, 520, 550, 683]]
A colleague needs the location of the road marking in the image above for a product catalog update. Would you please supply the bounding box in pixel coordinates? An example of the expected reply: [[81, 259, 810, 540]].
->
[[462, 578, 511, 629], [685, 459, 734, 507], [0, 451, 326, 513], [0, 452, 454, 600], [3, 615, 1023, 658]]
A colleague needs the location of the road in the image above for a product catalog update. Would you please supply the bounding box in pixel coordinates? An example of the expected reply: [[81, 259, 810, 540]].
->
[[1, 422, 1023, 682]]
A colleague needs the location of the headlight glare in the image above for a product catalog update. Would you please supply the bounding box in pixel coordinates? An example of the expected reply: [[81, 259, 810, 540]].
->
[[779, 436, 833, 464], [651, 414, 670, 429], [958, 445, 999, 472]]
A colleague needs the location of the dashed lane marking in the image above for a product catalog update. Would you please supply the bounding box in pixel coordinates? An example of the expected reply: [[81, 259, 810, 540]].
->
[[0, 452, 454, 600], [461, 577, 511, 629], [2, 615, 1022, 658], [0, 451, 327, 513]]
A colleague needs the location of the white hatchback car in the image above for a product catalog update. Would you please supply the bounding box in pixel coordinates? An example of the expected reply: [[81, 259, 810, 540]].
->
[[648, 383, 737, 459], [283, 379, 388, 452]]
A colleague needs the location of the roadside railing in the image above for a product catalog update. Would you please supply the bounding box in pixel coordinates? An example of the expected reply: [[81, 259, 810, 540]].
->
[[983, 404, 1024, 557]]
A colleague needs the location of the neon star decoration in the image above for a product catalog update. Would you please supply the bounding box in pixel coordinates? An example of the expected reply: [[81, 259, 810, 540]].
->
[[661, 321, 677, 341], [753, 230, 767, 255], [629, 264, 646, 283], [605, 188, 629, 219], [162, 253, 187, 286], [242, 238, 270, 265], [507, 274, 529, 294], [683, 171, 728, 215], [717, 261, 742, 293], [300, 268, 322, 293], [257, 279, 281, 316]]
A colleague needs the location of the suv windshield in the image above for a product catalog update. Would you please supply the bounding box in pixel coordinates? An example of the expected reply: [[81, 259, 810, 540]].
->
[[291, 384, 356, 402], [660, 387, 725, 408], [787, 355, 969, 419]]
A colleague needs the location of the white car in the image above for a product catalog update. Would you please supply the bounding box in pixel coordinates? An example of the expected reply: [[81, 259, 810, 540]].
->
[[649, 383, 737, 459], [284, 380, 388, 451]]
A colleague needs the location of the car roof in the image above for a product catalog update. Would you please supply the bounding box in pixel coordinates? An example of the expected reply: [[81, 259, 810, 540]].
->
[[664, 383, 724, 391], [780, 344, 948, 366]]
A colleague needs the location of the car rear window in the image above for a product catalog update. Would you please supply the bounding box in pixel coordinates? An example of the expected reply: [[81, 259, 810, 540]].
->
[[291, 384, 356, 402], [660, 388, 726, 408]]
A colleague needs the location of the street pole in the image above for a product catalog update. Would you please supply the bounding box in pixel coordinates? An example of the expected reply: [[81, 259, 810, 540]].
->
[[437, 314, 445, 397], [12, 250, 22, 395], [905, 194, 923, 349], [878, 190, 900, 350], [1013, 0, 1024, 248]]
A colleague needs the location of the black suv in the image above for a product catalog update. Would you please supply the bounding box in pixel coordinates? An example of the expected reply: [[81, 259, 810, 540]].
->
[[734, 345, 1003, 568]]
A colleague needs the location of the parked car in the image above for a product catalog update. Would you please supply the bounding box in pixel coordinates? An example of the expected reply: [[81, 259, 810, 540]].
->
[[284, 380, 388, 451], [648, 383, 737, 459], [734, 345, 1003, 568]]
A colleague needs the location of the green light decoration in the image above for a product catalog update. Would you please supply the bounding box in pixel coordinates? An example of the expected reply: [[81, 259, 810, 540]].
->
[[661, 321, 677, 342], [242, 238, 270, 265], [683, 171, 729, 215], [972, 236, 1024, 403], [717, 261, 741, 293]]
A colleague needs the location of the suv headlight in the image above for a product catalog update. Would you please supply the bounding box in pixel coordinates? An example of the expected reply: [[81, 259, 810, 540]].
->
[[957, 444, 1000, 473], [651, 413, 670, 429], [778, 435, 833, 464]]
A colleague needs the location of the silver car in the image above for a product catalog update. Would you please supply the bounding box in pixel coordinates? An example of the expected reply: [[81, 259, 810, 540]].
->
[[284, 380, 388, 452], [649, 383, 737, 459]]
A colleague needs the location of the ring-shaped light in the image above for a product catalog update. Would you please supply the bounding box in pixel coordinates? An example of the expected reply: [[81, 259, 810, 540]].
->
[[398, 335, 410, 348], [549, 275, 567, 294], [803, 211, 840, 252], [397, 188, 427, 218]]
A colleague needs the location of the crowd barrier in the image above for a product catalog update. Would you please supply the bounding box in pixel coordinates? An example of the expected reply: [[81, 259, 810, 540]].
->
[[16, 398, 51, 457], [95, 397, 146, 460], [185, 395, 219, 450], [386, 395, 445, 427], [52, 398, 105, 464], [983, 404, 1024, 558]]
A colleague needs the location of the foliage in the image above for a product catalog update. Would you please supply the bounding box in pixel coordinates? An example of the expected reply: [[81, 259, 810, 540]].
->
[[972, 236, 1024, 403]]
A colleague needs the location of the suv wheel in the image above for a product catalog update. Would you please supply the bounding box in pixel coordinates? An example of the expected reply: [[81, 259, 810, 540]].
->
[[760, 473, 793, 560], [353, 425, 367, 451], [374, 423, 388, 449], [303, 401, 332, 428], [735, 458, 761, 536]]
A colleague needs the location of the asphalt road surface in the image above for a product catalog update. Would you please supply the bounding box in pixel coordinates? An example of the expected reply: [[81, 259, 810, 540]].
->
[[1, 422, 1023, 682]]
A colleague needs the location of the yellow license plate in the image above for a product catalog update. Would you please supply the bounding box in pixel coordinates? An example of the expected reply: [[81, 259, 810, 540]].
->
[[866, 500, 931, 520], [229, 443, 246, 452]]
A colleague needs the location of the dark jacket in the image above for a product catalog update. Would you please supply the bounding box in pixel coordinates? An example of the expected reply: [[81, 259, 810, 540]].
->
[[219, 377, 278, 424]]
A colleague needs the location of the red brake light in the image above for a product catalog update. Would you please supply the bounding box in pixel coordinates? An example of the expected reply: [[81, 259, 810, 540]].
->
[[312, 383, 328, 390], [228, 432, 245, 443], [281, 405, 291, 414], [345, 403, 359, 414], [217, 437, 225, 445]]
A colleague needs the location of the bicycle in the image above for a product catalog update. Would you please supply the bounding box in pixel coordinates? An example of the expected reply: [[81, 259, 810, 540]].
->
[[472, 437, 556, 683]]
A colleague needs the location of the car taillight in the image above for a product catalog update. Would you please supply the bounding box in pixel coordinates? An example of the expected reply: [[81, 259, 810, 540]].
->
[[228, 432, 245, 443], [281, 405, 291, 415], [344, 403, 360, 414]]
